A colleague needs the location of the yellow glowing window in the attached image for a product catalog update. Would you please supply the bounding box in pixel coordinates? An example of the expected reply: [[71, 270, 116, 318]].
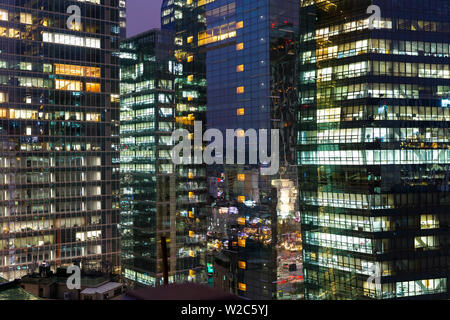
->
[[237, 174, 245, 181], [189, 269, 196, 276], [111, 94, 120, 103], [198, 0, 215, 6], [236, 42, 244, 51], [188, 133, 194, 140], [0, 10, 8, 22], [236, 108, 245, 116], [188, 191, 194, 198], [0, 109, 7, 118], [236, 130, 245, 138], [0, 92, 7, 103], [55, 79, 82, 91], [188, 96, 194, 101], [187, 75, 194, 82], [187, 55, 194, 63], [86, 82, 101, 93], [188, 211, 194, 218], [236, 21, 244, 29], [189, 250, 195, 257], [238, 261, 246, 269], [187, 36, 194, 43], [20, 13, 32, 25], [236, 86, 244, 94], [189, 230, 195, 237], [420, 214, 439, 229], [238, 195, 245, 203], [188, 172, 194, 179], [238, 282, 246, 291], [238, 238, 246, 247], [54, 64, 101, 78], [86, 113, 101, 122], [237, 217, 246, 225], [236, 64, 244, 72]]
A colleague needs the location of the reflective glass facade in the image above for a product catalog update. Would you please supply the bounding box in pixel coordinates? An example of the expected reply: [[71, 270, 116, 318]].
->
[[204, 0, 302, 300], [298, 0, 450, 299], [0, 0, 121, 280], [162, 0, 209, 284], [120, 29, 177, 286]]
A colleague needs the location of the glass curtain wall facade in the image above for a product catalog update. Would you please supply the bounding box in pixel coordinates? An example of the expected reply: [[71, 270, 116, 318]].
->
[[119, 0, 126, 39], [204, 0, 301, 300], [298, 0, 450, 299], [120, 29, 177, 287], [0, 0, 121, 280], [161, 0, 209, 284]]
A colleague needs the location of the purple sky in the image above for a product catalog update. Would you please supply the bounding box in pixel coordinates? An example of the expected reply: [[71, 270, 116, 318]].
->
[[127, 0, 162, 38]]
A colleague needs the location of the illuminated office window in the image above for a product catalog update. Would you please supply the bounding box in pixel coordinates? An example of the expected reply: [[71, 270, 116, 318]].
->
[[238, 195, 245, 202], [237, 217, 246, 225], [414, 236, 437, 250], [187, 36, 193, 43], [238, 283, 246, 292], [187, 75, 194, 82], [0, 92, 7, 103], [236, 86, 244, 94], [55, 79, 82, 91], [189, 230, 195, 237], [187, 55, 194, 62], [236, 21, 244, 29], [55, 64, 101, 78], [237, 173, 245, 181], [236, 108, 245, 116], [0, 10, 7, 21], [43, 64, 53, 73], [43, 32, 101, 49], [20, 13, 32, 24], [236, 130, 245, 137], [20, 62, 32, 71], [238, 261, 246, 270], [236, 42, 244, 50], [236, 64, 244, 72], [86, 113, 101, 122], [420, 215, 439, 229], [86, 82, 101, 92]]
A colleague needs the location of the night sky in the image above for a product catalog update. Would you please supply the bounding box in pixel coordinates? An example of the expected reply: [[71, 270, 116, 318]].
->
[[127, 0, 162, 38]]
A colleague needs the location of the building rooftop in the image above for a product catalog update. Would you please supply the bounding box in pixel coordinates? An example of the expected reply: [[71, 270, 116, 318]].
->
[[0, 278, 40, 300], [81, 282, 122, 295]]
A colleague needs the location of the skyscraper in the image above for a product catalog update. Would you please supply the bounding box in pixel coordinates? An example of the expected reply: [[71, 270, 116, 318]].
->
[[0, 0, 121, 280], [161, 0, 209, 285], [120, 28, 177, 286], [298, 0, 450, 299], [202, 0, 301, 300]]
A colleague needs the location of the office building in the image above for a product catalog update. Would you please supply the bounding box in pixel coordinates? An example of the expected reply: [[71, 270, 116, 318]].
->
[[298, 0, 450, 299], [0, 0, 121, 280], [161, 0, 209, 284], [120, 29, 177, 286], [202, 0, 302, 299]]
